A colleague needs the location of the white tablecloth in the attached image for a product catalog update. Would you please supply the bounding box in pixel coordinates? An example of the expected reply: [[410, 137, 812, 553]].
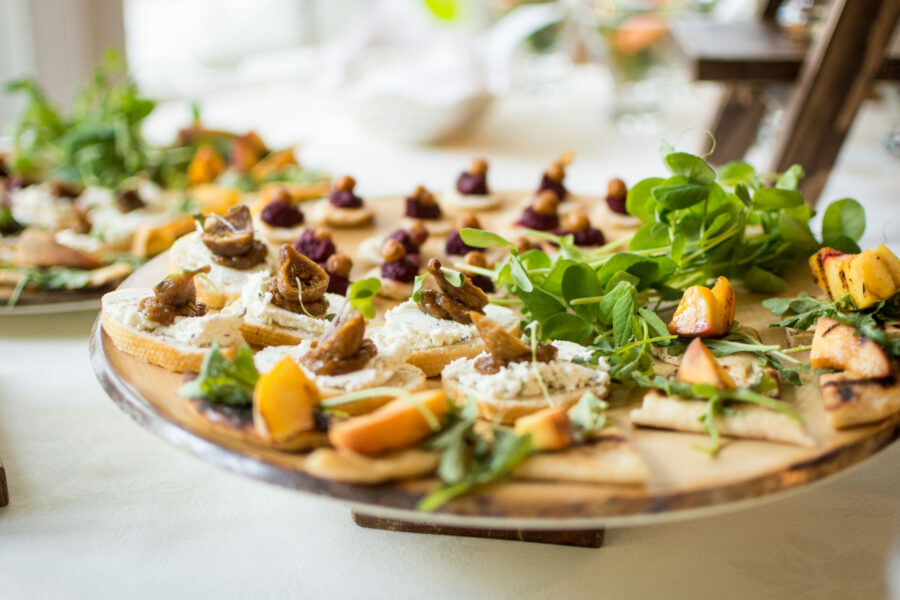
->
[[2, 74, 900, 599]]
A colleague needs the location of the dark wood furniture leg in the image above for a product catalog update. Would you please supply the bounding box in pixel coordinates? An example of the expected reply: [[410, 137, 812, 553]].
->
[[0, 457, 8, 507], [768, 0, 900, 206], [351, 512, 605, 548], [706, 85, 769, 165]]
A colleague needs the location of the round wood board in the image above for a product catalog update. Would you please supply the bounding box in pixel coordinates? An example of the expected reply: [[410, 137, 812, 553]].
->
[[0, 287, 103, 315], [90, 191, 900, 530]]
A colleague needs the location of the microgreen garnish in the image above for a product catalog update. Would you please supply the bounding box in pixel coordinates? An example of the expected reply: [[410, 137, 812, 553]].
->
[[177, 343, 259, 406], [346, 277, 381, 318], [4, 265, 96, 308]]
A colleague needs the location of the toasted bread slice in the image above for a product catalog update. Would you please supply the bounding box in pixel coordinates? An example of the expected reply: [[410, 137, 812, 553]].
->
[[101, 289, 244, 372], [514, 429, 649, 485], [819, 371, 900, 429], [405, 338, 486, 378], [630, 390, 814, 447], [303, 447, 439, 484]]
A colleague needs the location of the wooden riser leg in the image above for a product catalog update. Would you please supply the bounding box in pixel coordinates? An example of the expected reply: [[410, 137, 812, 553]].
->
[[351, 512, 605, 548], [706, 85, 769, 166]]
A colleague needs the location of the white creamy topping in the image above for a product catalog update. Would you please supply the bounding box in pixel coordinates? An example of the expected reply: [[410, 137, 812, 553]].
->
[[254, 217, 306, 245], [237, 271, 344, 336], [77, 186, 177, 247], [10, 184, 78, 229], [254, 339, 409, 392], [54, 230, 105, 253], [171, 231, 274, 293], [440, 189, 499, 210], [103, 288, 243, 348], [442, 340, 610, 399], [369, 300, 519, 352]]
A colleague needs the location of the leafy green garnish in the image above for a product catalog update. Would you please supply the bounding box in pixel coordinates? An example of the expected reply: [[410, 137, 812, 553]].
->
[[177, 343, 259, 406], [346, 277, 381, 319], [568, 391, 609, 442], [4, 265, 97, 307], [418, 399, 532, 512]]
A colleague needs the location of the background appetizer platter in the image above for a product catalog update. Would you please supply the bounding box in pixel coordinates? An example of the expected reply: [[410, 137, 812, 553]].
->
[[89, 149, 900, 532]]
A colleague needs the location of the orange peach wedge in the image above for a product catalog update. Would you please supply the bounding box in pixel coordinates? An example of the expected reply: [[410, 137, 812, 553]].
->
[[329, 389, 449, 456], [253, 357, 320, 444], [514, 406, 573, 452], [810, 318, 891, 378], [668, 276, 735, 338], [675, 338, 736, 390]]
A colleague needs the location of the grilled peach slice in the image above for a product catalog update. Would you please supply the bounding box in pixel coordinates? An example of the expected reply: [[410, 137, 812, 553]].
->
[[668, 276, 735, 338], [329, 389, 449, 456], [675, 338, 736, 390], [253, 357, 320, 443], [810, 318, 891, 378], [188, 145, 226, 185], [872, 245, 900, 285], [810, 246, 900, 309], [514, 406, 573, 452]]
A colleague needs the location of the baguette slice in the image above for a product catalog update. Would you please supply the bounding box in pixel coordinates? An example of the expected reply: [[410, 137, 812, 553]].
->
[[819, 371, 900, 429], [101, 288, 244, 373], [630, 390, 814, 447], [406, 338, 486, 378]]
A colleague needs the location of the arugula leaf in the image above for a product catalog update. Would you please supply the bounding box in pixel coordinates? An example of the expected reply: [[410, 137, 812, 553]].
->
[[346, 277, 381, 318], [177, 343, 259, 406], [652, 183, 709, 210], [459, 228, 514, 249]]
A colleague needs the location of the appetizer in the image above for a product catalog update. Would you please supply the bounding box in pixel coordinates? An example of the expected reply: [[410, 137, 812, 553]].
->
[[462, 251, 495, 294], [324, 253, 353, 296], [169, 205, 273, 309], [600, 177, 640, 228], [442, 158, 501, 211], [631, 339, 812, 447], [317, 175, 374, 228], [373, 239, 420, 300], [236, 245, 343, 347], [403, 185, 450, 234], [358, 222, 428, 266], [369, 258, 518, 377], [535, 152, 572, 201], [293, 228, 337, 264], [254, 310, 426, 414], [516, 190, 560, 232], [444, 213, 482, 257], [555, 211, 605, 247], [442, 312, 612, 423], [101, 267, 243, 372], [254, 186, 307, 245]]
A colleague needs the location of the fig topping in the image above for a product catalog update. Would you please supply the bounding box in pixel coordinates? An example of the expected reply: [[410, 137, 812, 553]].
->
[[270, 244, 329, 316], [116, 189, 145, 213], [470, 311, 557, 374], [139, 266, 210, 326], [416, 258, 488, 324], [305, 310, 377, 375]]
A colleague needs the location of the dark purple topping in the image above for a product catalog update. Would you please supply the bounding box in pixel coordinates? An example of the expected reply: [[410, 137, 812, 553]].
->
[[537, 174, 567, 201], [293, 229, 335, 263], [554, 227, 606, 247], [261, 200, 304, 228], [606, 195, 628, 215], [405, 197, 442, 220], [517, 207, 559, 231], [445, 230, 478, 256], [329, 188, 363, 209], [326, 272, 350, 296], [471, 274, 495, 294], [456, 172, 488, 196], [388, 229, 421, 256], [380, 257, 418, 283]]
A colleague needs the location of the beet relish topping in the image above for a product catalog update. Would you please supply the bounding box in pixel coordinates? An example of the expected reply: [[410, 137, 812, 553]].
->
[[325, 253, 353, 296], [555, 211, 606, 247], [606, 177, 629, 214], [445, 212, 481, 256], [455, 157, 489, 196], [464, 251, 495, 294], [379, 238, 418, 283], [387, 221, 428, 257], [328, 175, 363, 209], [517, 190, 560, 231], [536, 152, 572, 200], [261, 186, 304, 228], [404, 185, 442, 220], [293, 228, 335, 263]]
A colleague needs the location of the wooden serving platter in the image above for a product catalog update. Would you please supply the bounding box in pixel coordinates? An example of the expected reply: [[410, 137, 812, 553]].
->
[[89, 192, 900, 531]]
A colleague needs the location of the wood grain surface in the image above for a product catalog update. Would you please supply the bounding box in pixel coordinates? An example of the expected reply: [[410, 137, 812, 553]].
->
[[89, 192, 900, 528]]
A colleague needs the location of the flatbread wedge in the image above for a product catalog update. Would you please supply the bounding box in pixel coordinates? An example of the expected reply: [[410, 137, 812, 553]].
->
[[303, 447, 439, 484], [631, 390, 814, 447], [819, 371, 900, 429]]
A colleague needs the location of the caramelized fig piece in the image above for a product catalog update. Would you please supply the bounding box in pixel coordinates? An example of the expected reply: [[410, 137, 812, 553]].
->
[[306, 310, 377, 375], [49, 180, 83, 199], [116, 188, 145, 214], [202, 205, 255, 257], [139, 266, 210, 326], [470, 311, 557, 374], [276, 245, 329, 302], [427, 258, 488, 310]]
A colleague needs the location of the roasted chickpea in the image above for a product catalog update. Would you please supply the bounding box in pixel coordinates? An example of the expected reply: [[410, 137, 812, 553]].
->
[[381, 238, 406, 262], [608, 177, 627, 198], [464, 251, 488, 268], [457, 212, 481, 230], [326, 253, 353, 278], [533, 190, 559, 216], [563, 211, 590, 232], [314, 227, 332, 241], [409, 221, 429, 246], [470, 158, 488, 176], [335, 175, 356, 191]]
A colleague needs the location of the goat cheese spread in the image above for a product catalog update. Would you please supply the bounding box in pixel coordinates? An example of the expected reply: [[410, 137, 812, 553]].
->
[[103, 288, 243, 348], [440, 190, 500, 210], [77, 185, 173, 247], [443, 340, 610, 399], [238, 271, 344, 336], [369, 300, 519, 352], [171, 232, 273, 293], [254, 339, 409, 392], [10, 184, 79, 230]]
